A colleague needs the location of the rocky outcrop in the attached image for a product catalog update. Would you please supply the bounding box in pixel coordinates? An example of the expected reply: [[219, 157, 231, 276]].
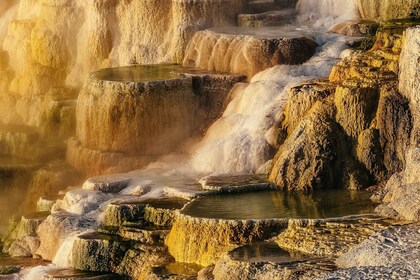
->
[[399, 26, 420, 147], [358, 0, 420, 21], [1, 211, 48, 257], [375, 148, 420, 221], [269, 21, 416, 191], [269, 98, 365, 191], [373, 26, 420, 222], [166, 214, 287, 266], [72, 232, 131, 273], [35, 210, 93, 261], [183, 28, 317, 78]]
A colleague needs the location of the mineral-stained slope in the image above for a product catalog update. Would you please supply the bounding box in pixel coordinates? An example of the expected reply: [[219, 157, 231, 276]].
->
[[269, 20, 418, 191]]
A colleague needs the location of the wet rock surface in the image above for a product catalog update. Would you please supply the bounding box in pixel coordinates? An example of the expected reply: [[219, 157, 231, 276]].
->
[[276, 217, 391, 257], [269, 20, 417, 191], [72, 232, 131, 273], [183, 28, 318, 78], [166, 213, 288, 266], [0, 252, 49, 277], [199, 174, 276, 193], [0, 1, 419, 280], [70, 67, 245, 176]]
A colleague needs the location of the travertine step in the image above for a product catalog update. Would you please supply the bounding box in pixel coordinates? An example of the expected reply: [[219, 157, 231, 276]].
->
[[183, 27, 318, 78], [0, 155, 40, 172], [199, 174, 276, 193], [72, 232, 131, 273], [276, 218, 390, 257], [211, 242, 336, 280], [36, 195, 64, 212], [118, 224, 169, 244], [2, 212, 50, 257], [0, 252, 49, 277], [42, 269, 122, 280], [238, 8, 296, 27], [245, 0, 297, 13], [149, 262, 203, 280], [102, 197, 188, 227], [246, 0, 275, 13], [0, 123, 66, 162]]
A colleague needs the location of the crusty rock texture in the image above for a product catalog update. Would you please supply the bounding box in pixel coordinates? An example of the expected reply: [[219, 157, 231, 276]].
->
[[0, 0, 248, 142], [399, 26, 420, 147], [70, 71, 245, 176], [166, 214, 287, 266], [183, 29, 317, 78], [373, 26, 420, 222], [276, 218, 390, 257], [269, 21, 417, 191], [358, 0, 420, 21]]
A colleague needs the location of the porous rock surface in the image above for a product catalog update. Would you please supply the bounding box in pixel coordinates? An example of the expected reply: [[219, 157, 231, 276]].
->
[[166, 213, 287, 266], [318, 224, 420, 279], [183, 28, 317, 78], [269, 21, 416, 191], [374, 26, 420, 222], [276, 218, 390, 257]]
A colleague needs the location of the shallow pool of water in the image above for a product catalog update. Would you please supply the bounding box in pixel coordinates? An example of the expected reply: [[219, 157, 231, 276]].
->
[[92, 64, 185, 82], [229, 242, 308, 263], [182, 190, 376, 220]]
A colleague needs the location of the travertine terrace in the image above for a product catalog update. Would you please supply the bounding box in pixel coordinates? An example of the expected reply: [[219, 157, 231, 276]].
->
[[0, 0, 419, 279]]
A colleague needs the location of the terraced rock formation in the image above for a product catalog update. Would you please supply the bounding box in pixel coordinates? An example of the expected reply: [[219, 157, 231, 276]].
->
[[269, 20, 419, 191]]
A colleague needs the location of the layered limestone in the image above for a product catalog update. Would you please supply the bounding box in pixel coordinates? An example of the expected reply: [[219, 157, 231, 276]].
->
[[35, 210, 94, 261], [269, 22, 415, 190], [276, 218, 390, 257], [0, 123, 65, 162], [183, 28, 317, 78], [358, 0, 420, 21], [0, 156, 39, 229], [166, 213, 287, 266], [2, 211, 50, 258], [71, 67, 245, 176], [21, 161, 82, 212], [72, 232, 131, 273], [76, 73, 196, 158]]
